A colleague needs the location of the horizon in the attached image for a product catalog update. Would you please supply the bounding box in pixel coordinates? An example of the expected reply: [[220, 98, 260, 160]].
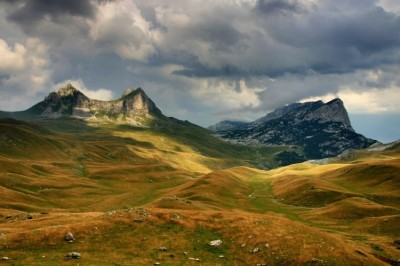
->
[[0, 0, 399, 143], [1, 83, 398, 144]]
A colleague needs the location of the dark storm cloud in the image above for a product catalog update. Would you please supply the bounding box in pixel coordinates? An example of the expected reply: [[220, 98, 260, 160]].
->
[[255, 0, 303, 15], [171, 1, 400, 79], [188, 19, 247, 53], [172, 64, 241, 78], [265, 5, 400, 52], [3, 0, 96, 27]]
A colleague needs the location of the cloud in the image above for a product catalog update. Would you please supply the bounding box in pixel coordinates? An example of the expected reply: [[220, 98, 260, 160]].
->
[[0, 37, 52, 111], [0, 38, 51, 92], [0, 39, 25, 71], [300, 87, 400, 114], [299, 66, 400, 115], [0, 0, 399, 138], [338, 88, 400, 114], [254, 0, 303, 15], [5, 0, 95, 28], [88, 0, 160, 62]]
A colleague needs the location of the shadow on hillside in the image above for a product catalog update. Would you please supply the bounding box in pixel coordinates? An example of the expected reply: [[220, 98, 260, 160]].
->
[[0, 116, 289, 169]]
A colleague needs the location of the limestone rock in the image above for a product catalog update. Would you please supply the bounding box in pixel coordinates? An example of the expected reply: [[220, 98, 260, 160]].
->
[[210, 98, 376, 160], [64, 232, 75, 242], [210, 239, 222, 246], [134, 217, 143, 223], [28, 84, 162, 125], [65, 252, 80, 259]]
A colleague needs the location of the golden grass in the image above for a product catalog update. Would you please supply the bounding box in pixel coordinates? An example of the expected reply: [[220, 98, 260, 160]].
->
[[0, 208, 389, 265], [1, 119, 400, 265], [304, 197, 400, 220]]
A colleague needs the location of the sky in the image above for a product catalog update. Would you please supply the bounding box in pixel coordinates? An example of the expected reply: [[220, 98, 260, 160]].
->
[[0, 0, 399, 143]]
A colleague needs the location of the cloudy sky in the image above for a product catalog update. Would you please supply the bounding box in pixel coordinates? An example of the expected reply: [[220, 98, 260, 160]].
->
[[0, 0, 399, 142]]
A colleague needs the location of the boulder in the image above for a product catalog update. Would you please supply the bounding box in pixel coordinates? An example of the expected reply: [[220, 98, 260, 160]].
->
[[64, 232, 75, 242], [65, 252, 80, 259], [209, 239, 222, 246]]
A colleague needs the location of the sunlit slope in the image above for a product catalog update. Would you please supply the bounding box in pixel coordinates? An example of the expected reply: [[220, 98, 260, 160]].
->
[[150, 167, 266, 210], [305, 197, 399, 220], [0, 118, 286, 213], [264, 146, 400, 237], [267, 157, 400, 210]]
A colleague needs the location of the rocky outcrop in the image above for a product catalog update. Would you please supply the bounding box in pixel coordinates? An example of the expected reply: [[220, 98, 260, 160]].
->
[[28, 84, 161, 123], [210, 98, 376, 159]]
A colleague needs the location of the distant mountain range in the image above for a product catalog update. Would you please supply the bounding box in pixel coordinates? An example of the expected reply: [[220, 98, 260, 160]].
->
[[0, 85, 377, 161], [209, 99, 377, 159]]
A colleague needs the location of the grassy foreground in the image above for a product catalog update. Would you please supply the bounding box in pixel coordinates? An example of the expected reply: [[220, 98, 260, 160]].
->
[[0, 118, 399, 265]]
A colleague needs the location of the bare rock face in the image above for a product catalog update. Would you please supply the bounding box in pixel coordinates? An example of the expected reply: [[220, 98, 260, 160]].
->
[[210, 98, 376, 160], [28, 84, 161, 124], [119, 87, 159, 116], [304, 99, 353, 131]]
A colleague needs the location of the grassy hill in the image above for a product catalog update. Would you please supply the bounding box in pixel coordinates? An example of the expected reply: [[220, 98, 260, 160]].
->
[[0, 118, 399, 265]]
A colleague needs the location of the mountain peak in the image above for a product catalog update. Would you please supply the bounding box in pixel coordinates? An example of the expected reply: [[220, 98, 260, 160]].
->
[[211, 98, 376, 159], [56, 84, 81, 97], [310, 98, 352, 128], [27, 86, 161, 124], [326, 98, 343, 105], [121, 87, 148, 98]]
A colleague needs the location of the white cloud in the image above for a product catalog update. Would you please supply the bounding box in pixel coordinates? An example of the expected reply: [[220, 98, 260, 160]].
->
[[0, 38, 51, 89], [88, 0, 160, 62], [192, 79, 263, 110], [54, 79, 114, 101], [338, 87, 400, 114], [300, 87, 400, 114], [0, 39, 25, 71], [377, 0, 400, 14]]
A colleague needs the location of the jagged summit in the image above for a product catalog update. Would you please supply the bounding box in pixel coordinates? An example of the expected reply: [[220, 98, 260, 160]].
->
[[249, 98, 353, 130], [210, 98, 376, 159], [25, 85, 162, 125], [121, 88, 136, 98], [56, 83, 80, 97]]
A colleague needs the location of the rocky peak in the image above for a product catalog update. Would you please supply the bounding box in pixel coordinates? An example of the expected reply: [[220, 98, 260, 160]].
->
[[56, 84, 80, 97], [252, 98, 352, 130], [29, 85, 161, 123], [304, 98, 352, 130], [211, 98, 375, 159], [118, 87, 160, 115], [121, 88, 135, 98]]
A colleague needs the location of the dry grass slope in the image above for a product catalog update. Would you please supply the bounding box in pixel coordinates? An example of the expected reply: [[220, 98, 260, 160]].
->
[[0, 118, 399, 265]]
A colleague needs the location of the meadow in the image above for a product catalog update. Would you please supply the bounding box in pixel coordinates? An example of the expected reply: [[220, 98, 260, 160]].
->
[[0, 118, 399, 265]]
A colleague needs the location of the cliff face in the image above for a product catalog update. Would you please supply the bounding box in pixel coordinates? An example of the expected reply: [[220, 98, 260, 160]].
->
[[210, 98, 376, 159], [28, 84, 161, 124]]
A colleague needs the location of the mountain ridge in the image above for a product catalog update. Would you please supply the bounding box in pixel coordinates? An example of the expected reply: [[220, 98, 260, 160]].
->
[[0, 84, 162, 126], [209, 98, 376, 159]]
